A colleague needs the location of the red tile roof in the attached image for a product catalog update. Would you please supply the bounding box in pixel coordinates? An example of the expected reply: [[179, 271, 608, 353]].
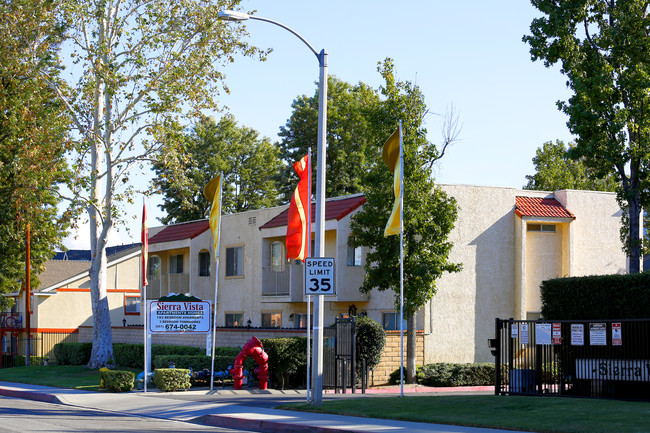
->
[[149, 220, 210, 244], [515, 196, 575, 219], [259, 195, 367, 229]]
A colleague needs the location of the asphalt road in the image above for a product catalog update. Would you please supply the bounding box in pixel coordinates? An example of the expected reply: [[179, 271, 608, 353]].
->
[[0, 395, 247, 432]]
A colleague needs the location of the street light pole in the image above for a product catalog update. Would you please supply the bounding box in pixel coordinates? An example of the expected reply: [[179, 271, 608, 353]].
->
[[217, 10, 328, 407]]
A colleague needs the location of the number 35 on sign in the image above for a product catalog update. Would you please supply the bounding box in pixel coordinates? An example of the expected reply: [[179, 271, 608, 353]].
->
[[304, 258, 336, 295]]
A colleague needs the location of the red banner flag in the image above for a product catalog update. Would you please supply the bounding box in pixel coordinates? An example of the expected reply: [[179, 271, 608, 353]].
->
[[141, 200, 148, 287], [286, 154, 310, 261]]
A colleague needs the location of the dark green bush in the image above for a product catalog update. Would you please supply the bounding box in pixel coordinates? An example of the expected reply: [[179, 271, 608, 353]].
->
[[355, 316, 386, 372], [53, 342, 92, 365], [390, 363, 495, 387], [14, 356, 50, 367], [388, 365, 424, 384], [101, 369, 135, 392], [541, 273, 650, 319], [152, 354, 254, 373], [114, 344, 235, 369], [260, 337, 307, 390], [154, 368, 191, 391]]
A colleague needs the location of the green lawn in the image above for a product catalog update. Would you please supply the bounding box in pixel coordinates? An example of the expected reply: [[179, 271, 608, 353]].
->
[[284, 395, 650, 433], [0, 365, 140, 391]]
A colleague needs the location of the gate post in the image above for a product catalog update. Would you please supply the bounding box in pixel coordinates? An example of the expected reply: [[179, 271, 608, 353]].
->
[[494, 318, 501, 395]]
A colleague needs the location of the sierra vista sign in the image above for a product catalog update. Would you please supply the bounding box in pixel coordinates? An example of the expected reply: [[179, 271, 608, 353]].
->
[[148, 300, 211, 333]]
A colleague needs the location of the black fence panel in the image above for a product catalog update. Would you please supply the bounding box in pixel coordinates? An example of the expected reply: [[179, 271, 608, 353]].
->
[[323, 317, 357, 393], [494, 318, 650, 400]]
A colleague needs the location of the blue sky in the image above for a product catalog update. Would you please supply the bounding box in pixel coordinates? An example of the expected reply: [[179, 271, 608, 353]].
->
[[64, 0, 576, 248]]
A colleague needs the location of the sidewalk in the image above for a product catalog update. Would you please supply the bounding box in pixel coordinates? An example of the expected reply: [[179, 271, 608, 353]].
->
[[0, 381, 524, 433]]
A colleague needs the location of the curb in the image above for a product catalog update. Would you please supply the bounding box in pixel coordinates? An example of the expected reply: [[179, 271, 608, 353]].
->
[[0, 387, 62, 405], [203, 414, 348, 433]]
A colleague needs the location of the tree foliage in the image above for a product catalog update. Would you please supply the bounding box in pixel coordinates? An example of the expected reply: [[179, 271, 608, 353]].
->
[[350, 59, 461, 382], [153, 115, 282, 224], [524, 140, 617, 191], [524, 0, 650, 272], [277, 76, 381, 200], [0, 0, 71, 308], [48, 0, 264, 367]]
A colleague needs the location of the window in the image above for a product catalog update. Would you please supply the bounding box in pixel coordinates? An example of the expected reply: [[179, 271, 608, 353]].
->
[[527, 223, 556, 233], [225, 313, 243, 327], [261, 312, 281, 328], [198, 251, 210, 277], [294, 313, 312, 328], [124, 295, 140, 315], [169, 254, 183, 274], [347, 236, 362, 266], [382, 312, 407, 331], [226, 246, 243, 277], [271, 242, 283, 272], [148, 256, 161, 279]]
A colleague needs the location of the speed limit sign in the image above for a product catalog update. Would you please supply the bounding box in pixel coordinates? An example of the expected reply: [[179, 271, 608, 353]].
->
[[304, 258, 335, 295]]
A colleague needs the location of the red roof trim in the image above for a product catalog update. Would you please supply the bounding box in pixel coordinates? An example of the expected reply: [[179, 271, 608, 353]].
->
[[149, 220, 210, 244], [515, 196, 575, 219], [259, 195, 367, 230]]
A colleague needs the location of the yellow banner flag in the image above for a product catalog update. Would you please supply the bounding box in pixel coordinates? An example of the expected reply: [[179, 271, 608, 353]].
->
[[204, 174, 222, 260], [382, 128, 401, 236]]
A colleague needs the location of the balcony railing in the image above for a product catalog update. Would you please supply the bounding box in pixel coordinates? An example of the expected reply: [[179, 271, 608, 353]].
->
[[0, 313, 23, 330], [262, 266, 290, 296]]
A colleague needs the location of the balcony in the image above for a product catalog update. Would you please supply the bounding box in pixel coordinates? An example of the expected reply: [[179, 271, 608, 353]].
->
[[145, 273, 190, 298], [262, 266, 290, 296], [0, 312, 23, 330]]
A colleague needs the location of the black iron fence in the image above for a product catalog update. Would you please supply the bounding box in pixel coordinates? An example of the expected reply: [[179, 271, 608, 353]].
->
[[0, 330, 78, 368], [323, 317, 358, 393], [493, 318, 650, 399]]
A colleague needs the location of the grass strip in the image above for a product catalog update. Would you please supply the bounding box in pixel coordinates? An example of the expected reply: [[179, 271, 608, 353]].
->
[[283, 395, 650, 433], [0, 365, 140, 391]]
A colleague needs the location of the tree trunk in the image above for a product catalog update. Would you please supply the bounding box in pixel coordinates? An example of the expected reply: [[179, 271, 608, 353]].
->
[[628, 193, 642, 274], [406, 313, 417, 384], [87, 238, 114, 368]]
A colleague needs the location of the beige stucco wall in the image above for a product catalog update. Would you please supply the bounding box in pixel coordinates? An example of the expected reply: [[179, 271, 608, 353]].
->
[[555, 190, 627, 276]]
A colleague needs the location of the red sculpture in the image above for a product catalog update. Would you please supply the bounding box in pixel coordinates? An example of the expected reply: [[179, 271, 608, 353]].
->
[[229, 336, 269, 390]]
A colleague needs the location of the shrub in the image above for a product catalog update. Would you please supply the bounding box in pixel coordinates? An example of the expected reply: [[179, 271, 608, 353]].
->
[[53, 342, 92, 365], [389, 365, 424, 384], [541, 273, 650, 319], [154, 368, 191, 391], [14, 356, 49, 367], [260, 337, 307, 390], [355, 316, 385, 372], [389, 363, 495, 387], [101, 369, 135, 392]]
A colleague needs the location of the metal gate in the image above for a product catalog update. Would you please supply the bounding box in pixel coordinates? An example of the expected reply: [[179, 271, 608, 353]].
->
[[323, 317, 357, 392], [493, 318, 650, 399]]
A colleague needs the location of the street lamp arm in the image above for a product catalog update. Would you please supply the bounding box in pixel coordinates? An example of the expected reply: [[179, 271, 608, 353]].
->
[[249, 16, 320, 61], [217, 10, 321, 62]]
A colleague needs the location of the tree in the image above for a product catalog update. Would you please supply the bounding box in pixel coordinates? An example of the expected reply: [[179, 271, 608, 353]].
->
[[350, 59, 461, 383], [524, 140, 617, 191], [0, 0, 70, 309], [278, 76, 381, 201], [153, 114, 282, 224], [46, 0, 264, 367], [524, 0, 650, 272]]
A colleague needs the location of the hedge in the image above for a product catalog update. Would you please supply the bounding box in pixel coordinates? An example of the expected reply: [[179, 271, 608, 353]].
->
[[101, 369, 135, 392], [53, 342, 92, 365], [154, 368, 191, 391], [389, 363, 495, 387], [260, 337, 307, 390], [541, 273, 650, 319], [113, 344, 203, 368]]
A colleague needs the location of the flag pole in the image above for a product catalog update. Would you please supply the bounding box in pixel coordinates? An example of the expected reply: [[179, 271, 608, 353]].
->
[[306, 147, 312, 403], [398, 121, 404, 398], [209, 173, 223, 392]]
